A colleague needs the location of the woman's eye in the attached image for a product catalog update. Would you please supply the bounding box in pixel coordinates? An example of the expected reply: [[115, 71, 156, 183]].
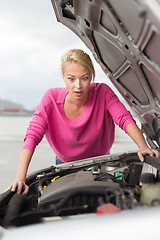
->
[[68, 77, 74, 81], [82, 77, 88, 80]]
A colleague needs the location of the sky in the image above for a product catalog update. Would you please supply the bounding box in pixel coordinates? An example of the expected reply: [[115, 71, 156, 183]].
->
[[0, 0, 119, 110]]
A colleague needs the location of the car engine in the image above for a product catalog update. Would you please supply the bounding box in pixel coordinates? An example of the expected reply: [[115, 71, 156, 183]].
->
[[1, 152, 160, 228]]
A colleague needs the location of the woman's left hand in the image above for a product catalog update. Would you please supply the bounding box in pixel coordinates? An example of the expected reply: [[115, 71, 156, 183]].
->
[[138, 147, 160, 162]]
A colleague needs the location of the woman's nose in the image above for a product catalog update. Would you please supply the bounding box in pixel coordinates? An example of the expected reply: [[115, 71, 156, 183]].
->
[[75, 79, 81, 88]]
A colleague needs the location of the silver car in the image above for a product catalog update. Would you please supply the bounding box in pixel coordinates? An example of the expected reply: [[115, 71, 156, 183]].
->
[[0, 0, 160, 239]]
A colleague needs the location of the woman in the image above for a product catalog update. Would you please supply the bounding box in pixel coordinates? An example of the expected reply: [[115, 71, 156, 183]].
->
[[10, 49, 160, 194]]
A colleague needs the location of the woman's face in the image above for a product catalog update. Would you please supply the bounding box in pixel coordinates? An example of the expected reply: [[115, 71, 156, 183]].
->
[[63, 62, 92, 102]]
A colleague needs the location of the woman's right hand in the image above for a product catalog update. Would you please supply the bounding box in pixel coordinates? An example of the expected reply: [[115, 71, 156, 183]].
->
[[10, 179, 29, 195], [9, 149, 33, 195]]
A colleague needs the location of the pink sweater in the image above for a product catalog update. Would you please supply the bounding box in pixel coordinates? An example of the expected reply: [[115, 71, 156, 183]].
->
[[23, 83, 135, 162]]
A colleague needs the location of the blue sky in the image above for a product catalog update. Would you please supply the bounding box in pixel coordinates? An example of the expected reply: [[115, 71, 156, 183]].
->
[[0, 0, 119, 110]]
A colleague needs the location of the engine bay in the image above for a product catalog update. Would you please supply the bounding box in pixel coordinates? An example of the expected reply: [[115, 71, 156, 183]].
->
[[1, 152, 160, 228]]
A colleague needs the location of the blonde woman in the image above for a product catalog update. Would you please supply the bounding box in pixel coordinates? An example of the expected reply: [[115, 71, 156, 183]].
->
[[10, 49, 160, 194]]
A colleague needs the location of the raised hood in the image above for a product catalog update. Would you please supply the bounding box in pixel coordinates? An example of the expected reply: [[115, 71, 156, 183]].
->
[[51, 0, 160, 148]]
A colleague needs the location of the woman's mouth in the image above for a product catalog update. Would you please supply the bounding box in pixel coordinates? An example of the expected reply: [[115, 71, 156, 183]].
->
[[74, 91, 83, 97]]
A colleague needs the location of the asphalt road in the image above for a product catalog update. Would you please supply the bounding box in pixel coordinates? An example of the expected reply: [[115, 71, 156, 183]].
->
[[0, 139, 55, 193]]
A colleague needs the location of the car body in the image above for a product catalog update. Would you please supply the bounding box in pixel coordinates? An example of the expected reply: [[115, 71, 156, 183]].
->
[[0, 0, 160, 239]]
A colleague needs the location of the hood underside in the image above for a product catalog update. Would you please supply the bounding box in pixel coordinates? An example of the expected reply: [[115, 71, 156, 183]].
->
[[51, 0, 160, 147]]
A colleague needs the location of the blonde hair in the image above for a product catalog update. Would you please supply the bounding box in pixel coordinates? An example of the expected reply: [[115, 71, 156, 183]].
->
[[61, 49, 95, 81]]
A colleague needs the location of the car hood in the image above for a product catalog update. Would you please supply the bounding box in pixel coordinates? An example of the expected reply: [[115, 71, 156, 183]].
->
[[51, 0, 160, 147]]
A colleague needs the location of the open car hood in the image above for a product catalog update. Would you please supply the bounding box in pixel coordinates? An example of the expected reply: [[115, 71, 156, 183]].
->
[[51, 0, 160, 148]]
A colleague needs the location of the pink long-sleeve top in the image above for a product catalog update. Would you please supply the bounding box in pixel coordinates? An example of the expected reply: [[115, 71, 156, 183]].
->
[[22, 83, 135, 162]]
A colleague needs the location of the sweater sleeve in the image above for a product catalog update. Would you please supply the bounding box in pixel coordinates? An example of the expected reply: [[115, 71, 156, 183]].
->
[[105, 86, 135, 133], [22, 92, 49, 152]]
